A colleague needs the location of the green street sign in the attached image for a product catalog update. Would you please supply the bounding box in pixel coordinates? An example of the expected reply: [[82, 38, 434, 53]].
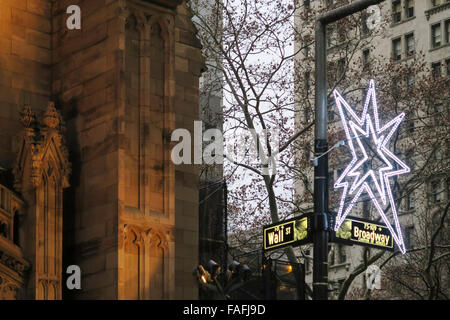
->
[[263, 215, 310, 252], [332, 216, 395, 251]]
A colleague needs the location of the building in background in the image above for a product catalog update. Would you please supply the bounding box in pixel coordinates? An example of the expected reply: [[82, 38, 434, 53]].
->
[[0, 0, 204, 299], [190, 0, 228, 299], [294, 0, 449, 299]]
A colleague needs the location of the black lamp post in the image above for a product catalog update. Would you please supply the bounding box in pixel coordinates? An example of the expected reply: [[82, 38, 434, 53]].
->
[[312, 0, 386, 300]]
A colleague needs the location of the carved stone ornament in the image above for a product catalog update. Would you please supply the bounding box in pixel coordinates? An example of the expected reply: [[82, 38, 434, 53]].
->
[[13, 102, 71, 191], [0, 276, 21, 300], [42, 102, 60, 128], [19, 106, 36, 129], [123, 224, 170, 249]]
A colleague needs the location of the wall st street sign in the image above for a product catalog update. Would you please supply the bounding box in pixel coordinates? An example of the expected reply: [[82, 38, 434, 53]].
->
[[263, 215, 309, 252], [332, 216, 395, 251]]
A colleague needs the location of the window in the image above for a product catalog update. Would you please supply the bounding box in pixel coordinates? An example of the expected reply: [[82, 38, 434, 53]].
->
[[407, 191, 415, 210], [405, 0, 414, 18], [328, 109, 335, 121], [391, 76, 401, 96], [448, 265, 450, 288], [448, 178, 450, 201], [338, 58, 345, 79], [329, 61, 336, 82], [432, 0, 441, 6], [406, 114, 414, 134], [0, 187, 6, 210], [304, 258, 311, 272], [434, 103, 444, 125], [445, 20, 450, 44], [305, 46, 310, 58], [330, 245, 335, 265], [393, 38, 402, 60], [406, 33, 415, 56], [363, 49, 370, 69], [337, 168, 344, 179], [13, 212, 20, 246], [361, 11, 370, 36], [328, 98, 335, 121], [405, 149, 414, 169], [304, 249, 311, 272], [432, 23, 441, 48], [337, 279, 345, 291], [404, 226, 415, 249], [305, 72, 310, 92], [393, 0, 401, 23], [328, 171, 334, 188], [446, 59, 450, 76], [362, 88, 368, 101], [435, 149, 443, 161], [337, 26, 346, 44], [327, 26, 335, 48], [304, 105, 311, 124], [431, 180, 443, 203], [337, 245, 346, 264], [432, 62, 442, 78], [431, 0, 450, 6], [0, 220, 7, 238], [407, 73, 415, 87], [303, 0, 311, 19]]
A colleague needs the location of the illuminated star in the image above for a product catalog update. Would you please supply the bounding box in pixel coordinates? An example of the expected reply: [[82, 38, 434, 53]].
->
[[333, 80, 410, 254]]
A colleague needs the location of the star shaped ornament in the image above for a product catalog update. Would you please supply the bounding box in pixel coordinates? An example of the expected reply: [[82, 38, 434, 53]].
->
[[333, 80, 410, 254]]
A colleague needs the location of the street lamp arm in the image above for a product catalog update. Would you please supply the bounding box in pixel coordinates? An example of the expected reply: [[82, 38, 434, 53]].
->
[[317, 0, 386, 25]]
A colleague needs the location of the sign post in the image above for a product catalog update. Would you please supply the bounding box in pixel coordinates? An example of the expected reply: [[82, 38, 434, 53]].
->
[[262, 212, 397, 298]]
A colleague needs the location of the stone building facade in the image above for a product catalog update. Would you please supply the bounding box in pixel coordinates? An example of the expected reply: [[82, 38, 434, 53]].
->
[[0, 0, 204, 299]]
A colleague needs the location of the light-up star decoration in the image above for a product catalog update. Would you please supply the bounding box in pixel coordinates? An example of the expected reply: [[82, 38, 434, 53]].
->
[[333, 80, 410, 254]]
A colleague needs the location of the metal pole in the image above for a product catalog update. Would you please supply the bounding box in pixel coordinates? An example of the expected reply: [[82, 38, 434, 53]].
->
[[296, 263, 306, 300], [312, 0, 386, 301], [312, 19, 329, 301]]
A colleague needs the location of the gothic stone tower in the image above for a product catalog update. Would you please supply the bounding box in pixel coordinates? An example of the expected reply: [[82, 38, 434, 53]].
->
[[0, 0, 203, 299]]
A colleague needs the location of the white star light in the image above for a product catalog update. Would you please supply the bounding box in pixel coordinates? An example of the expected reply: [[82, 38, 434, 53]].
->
[[333, 80, 410, 254]]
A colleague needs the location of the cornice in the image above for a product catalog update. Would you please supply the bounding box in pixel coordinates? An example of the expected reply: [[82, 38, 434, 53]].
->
[[425, 2, 450, 20]]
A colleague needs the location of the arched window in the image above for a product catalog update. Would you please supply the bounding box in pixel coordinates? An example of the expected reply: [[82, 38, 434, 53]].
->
[[0, 220, 7, 238], [123, 14, 173, 217]]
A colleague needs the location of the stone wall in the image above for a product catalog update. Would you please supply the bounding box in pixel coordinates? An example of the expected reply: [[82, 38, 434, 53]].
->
[[0, 0, 53, 169], [51, 0, 123, 299]]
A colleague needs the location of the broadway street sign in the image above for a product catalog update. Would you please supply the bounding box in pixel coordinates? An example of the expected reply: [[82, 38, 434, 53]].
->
[[331, 216, 395, 251], [263, 215, 310, 252]]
